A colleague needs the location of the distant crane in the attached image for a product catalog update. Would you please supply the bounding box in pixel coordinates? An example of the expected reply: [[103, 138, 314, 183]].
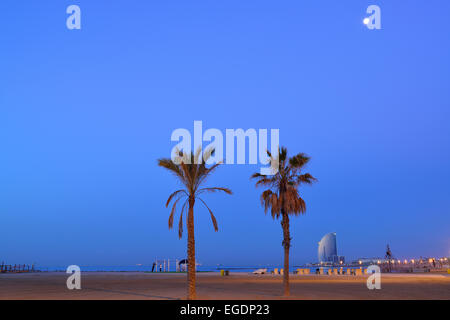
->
[[385, 244, 394, 272]]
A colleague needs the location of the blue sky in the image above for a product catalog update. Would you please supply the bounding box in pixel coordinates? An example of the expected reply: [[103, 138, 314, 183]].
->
[[1, 1, 449, 267]]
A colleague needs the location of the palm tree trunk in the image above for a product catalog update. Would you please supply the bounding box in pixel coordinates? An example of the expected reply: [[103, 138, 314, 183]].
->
[[187, 197, 196, 300], [281, 212, 290, 296]]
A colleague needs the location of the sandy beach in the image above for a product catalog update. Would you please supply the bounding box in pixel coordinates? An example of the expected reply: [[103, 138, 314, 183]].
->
[[1, 272, 449, 300]]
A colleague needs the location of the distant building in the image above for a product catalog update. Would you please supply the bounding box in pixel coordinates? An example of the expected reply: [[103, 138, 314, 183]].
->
[[318, 232, 345, 264]]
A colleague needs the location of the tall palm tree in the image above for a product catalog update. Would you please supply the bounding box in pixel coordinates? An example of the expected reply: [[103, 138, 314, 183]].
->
[[251, 147, 316, 296], [158, 148, 232, 300]]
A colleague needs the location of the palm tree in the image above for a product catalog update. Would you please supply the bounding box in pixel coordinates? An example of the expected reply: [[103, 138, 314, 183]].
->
[[158, 148, 232, 300], [251, 147, 316, 296]]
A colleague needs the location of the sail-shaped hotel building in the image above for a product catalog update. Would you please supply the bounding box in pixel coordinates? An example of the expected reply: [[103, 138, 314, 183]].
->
[[318, 232, 345, 264]]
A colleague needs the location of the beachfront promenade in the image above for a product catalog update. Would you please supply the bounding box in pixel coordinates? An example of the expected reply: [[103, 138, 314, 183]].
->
[[1, 272, 449, 300]]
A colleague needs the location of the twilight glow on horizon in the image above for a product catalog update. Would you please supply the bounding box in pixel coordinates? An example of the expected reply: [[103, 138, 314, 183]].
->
[[0, 1, 449, 267]]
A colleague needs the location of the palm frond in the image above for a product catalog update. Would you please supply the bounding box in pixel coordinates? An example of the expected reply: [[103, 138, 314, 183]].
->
[[198, 198, 219, 232], [197, 187, 232, 196], [280, 147, 288, 162], [250, 172, 264, 180], [158, 158, 186, 183], [296, 173, 317, 185], [289, 153, 310, 169], [165, 189, 187, 208], [168, 196, 183, 229], [255, 176, 278, 187], [178, 211, 184, 239]]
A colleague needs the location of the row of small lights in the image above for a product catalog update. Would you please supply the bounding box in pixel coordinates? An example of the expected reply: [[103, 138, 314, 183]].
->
[[319, 257, 448, 265], [357, 257, 449, 265]]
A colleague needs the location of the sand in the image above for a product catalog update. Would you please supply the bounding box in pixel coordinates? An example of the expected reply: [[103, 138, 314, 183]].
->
[[0, 272, 449, 300]]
